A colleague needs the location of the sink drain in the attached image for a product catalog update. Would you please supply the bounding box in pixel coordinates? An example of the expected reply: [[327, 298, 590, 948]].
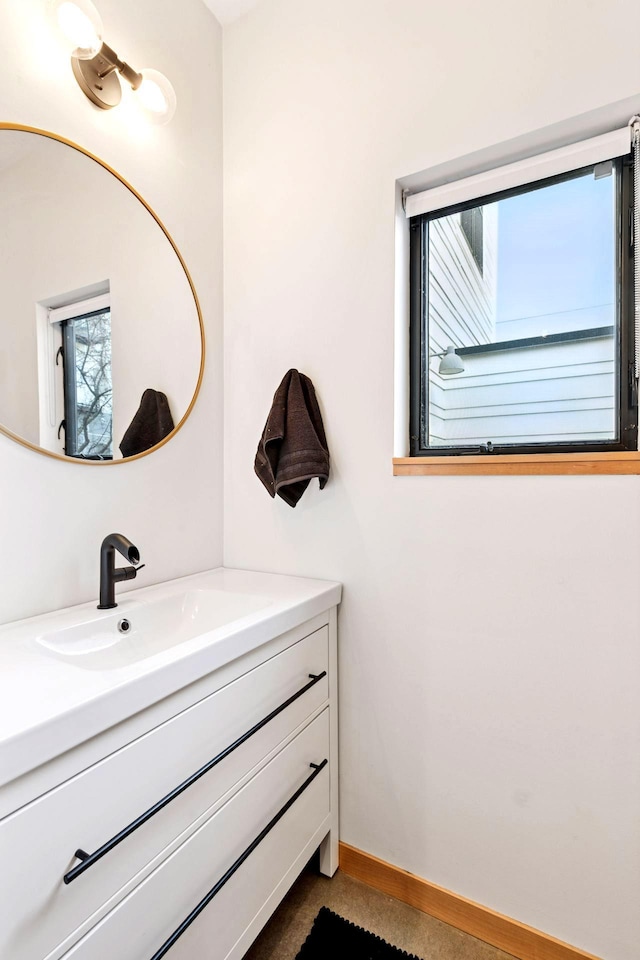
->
[[117, 618, 132, 634]]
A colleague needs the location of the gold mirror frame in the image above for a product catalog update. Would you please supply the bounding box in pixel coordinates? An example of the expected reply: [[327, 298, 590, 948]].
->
[[0, 123, 205, 465]]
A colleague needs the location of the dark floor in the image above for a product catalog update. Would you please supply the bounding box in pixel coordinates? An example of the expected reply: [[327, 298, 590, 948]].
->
[[243, 859, 517, 960]]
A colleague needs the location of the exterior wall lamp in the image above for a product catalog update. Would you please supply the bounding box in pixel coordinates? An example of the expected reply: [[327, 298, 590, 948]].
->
[[432, 346, 465, 376], [49, 0, 177, 124]]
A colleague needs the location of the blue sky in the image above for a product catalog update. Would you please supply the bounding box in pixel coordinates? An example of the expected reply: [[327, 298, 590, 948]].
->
[[495, 170, 615, 327]]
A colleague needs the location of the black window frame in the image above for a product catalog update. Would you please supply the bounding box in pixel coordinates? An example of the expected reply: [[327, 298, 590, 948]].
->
[[409, 156, 637, 458]]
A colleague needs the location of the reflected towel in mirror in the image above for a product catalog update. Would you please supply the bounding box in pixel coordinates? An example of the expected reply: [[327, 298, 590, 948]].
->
[[119, 388, 174, 458]]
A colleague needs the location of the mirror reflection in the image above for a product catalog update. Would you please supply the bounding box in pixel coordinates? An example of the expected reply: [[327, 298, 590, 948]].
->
[[0, 126, 203, 462]]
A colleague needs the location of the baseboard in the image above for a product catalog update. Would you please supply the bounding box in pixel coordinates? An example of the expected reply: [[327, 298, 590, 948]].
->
[[338, 843, 601, 960]]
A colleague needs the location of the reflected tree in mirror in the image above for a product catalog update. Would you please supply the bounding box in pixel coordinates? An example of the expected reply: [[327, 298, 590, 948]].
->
[[62, 309, 113, 459]]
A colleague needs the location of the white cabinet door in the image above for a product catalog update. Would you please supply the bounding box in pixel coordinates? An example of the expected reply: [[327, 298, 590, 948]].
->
[[0, 628, 328, 960], [61, 710, 331, 960]]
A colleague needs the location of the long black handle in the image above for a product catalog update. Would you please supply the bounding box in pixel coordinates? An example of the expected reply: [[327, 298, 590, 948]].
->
[[149, 758, 328, 960], [64, 670, 327, 884]]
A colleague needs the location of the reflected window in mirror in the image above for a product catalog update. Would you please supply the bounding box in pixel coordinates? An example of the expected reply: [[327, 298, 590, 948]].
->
[[60, 304, 113, 460], [38, 288, 114, 460]]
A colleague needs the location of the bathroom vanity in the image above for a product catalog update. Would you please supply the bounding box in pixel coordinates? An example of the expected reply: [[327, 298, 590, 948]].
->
[[0, 569, 340, 960]]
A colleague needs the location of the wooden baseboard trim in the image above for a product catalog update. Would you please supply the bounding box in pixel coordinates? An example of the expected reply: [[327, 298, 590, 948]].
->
[[339, 843, 601, 960]]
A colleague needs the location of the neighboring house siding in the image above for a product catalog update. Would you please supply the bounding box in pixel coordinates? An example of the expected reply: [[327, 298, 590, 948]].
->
[[428, 205, 497, 353], [429, 335, 615, 445], [427, 204, 497, 442]]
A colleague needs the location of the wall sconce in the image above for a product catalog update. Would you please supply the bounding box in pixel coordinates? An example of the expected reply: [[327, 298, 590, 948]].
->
[[432, 346, 465, 376], [49, 0, 177, 124]]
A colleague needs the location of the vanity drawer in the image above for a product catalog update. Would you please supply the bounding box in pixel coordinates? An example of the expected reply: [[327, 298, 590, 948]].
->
[[0, 626, 328, 960], [61, 710, 330, 960]]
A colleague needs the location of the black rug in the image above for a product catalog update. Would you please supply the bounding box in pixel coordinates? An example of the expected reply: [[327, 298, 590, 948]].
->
[[295, 907, 424, 959]]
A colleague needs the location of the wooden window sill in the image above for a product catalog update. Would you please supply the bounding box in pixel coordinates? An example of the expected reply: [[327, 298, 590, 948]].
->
[[393, 452, 640, 476]]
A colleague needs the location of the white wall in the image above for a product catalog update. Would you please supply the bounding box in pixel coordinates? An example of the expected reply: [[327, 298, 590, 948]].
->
[[223, 2, 640, 958], [0, 0, 223, 622]]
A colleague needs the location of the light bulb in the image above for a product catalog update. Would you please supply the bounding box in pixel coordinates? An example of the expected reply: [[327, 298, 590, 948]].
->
[[49, 0, 103, 60], [136, 70, 177, 125]]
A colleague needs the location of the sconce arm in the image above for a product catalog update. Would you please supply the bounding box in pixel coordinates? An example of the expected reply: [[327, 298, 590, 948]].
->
[[96, 43, 142, 90]]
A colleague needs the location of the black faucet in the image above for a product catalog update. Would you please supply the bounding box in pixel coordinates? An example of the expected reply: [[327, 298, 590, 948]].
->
[[98, 533, 143, 609]]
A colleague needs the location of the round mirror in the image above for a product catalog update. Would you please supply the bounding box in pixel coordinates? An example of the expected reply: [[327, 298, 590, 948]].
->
[[0, 124, 204, 463]]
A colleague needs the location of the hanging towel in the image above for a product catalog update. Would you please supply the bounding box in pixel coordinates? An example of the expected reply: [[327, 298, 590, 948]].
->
[[119, 389, 175, 458], [255, 369, 330, 507]]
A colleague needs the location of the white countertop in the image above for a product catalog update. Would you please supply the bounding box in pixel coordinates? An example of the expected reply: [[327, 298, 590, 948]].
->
[[0, 568, 341, 790]]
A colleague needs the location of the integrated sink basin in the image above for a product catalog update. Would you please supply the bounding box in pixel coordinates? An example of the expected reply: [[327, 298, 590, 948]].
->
[[0, 567, 342, 791], [35, 588, 273, 669]]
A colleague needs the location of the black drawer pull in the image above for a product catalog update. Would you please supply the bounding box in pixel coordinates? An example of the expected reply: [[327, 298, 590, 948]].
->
[[149, 758, 328, 960], [64, 670, 327, 884]]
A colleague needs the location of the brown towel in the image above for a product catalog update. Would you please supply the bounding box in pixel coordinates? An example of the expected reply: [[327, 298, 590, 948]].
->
[[255, 370, 330, 507], [119, 389, 175, 458]]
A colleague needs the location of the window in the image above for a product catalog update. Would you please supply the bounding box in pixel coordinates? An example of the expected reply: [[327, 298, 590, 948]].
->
[[60, 306, 113, 459], [43, 291, 113, 460], [407, 126, 637, 461]]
